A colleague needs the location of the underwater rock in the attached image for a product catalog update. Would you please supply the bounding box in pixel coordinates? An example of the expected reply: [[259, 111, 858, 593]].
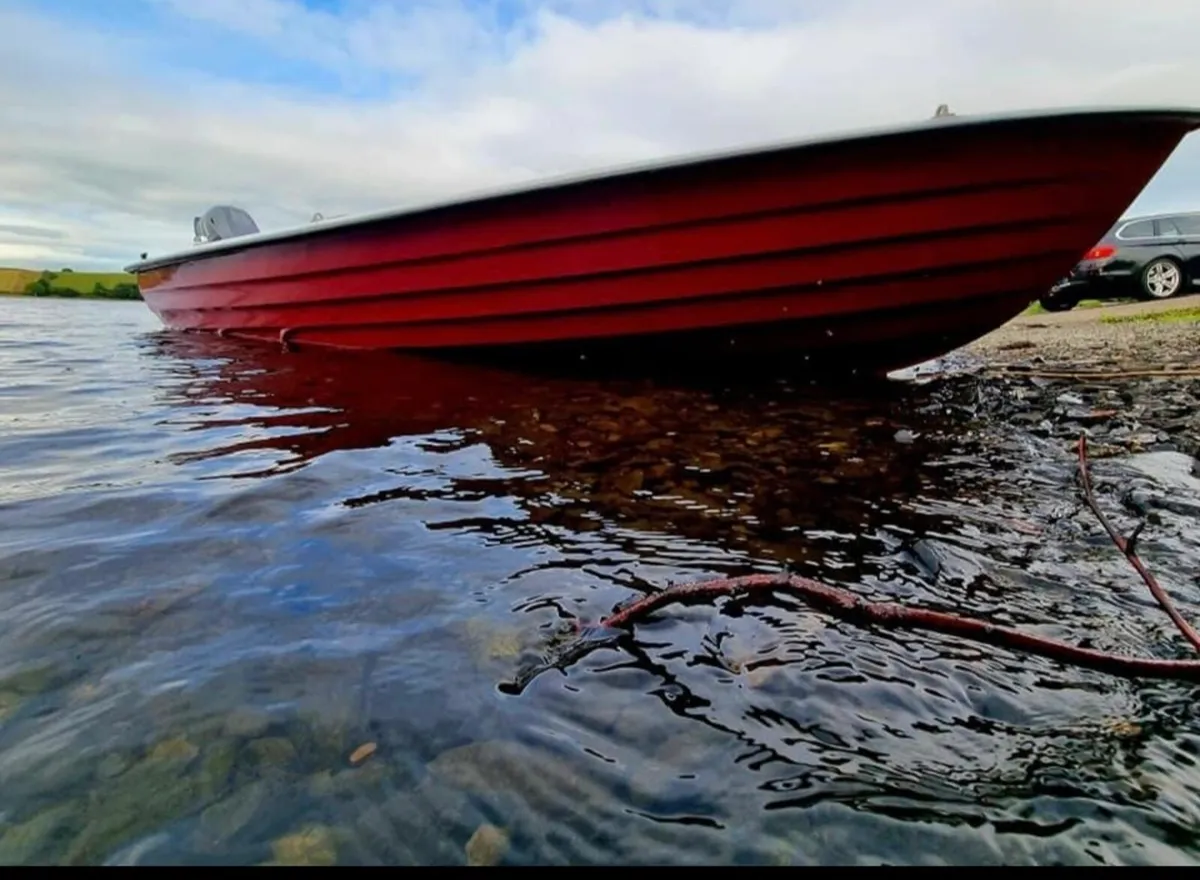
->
[[244, 737, 298, 770], [147, 736, 200, 766], [269, 824, 337, 866], [0, 662, 75, 698], [0, 801, 82, 865], [63, 751, 202, 865], [463, 618, 525, 664], [102, 831, 171, 866], [306, 770, 336, 798], [0, 690, 22, 723], [465, 823, 509, 866], [428, 739, 609, 813], [222, 707, 271, 739], [95, 753, 131, 781], [197, 739, 239, 798], [197, 779, 272, 849]]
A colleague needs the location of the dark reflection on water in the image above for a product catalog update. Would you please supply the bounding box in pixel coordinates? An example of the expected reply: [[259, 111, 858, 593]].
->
[[1, 297, 1200, 865]]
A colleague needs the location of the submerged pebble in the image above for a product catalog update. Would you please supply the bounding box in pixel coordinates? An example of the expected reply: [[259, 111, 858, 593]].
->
[[465, 823, 509, 866], [269, 825, 338, 866]]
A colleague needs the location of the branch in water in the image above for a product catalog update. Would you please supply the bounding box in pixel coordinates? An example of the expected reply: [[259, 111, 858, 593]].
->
[[1077, 433, 1200, 653], [597, 572, 1200, 682], [501, 434, 1200, 694]]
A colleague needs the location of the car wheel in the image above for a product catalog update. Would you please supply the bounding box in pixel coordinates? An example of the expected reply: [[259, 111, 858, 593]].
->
[[1140, 257, 1183, 300], [1038, 292, 1076, 312]]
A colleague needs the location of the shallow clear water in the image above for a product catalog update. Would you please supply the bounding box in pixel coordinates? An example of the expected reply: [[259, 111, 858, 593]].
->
[[2, 296, 1199, 865]]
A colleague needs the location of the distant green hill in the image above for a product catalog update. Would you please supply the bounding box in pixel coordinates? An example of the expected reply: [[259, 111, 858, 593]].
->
[[0, 267, 141, 300]]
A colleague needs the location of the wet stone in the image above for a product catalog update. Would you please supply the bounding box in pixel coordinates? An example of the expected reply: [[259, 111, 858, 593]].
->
[[198, 739, 239, 798], [1128, 433, 1160, 451], [465, 823, 509, 866], [345, 783, 488, 865], [64, 753, 203, 865], [67, 681, 105, 705], [295, 708, 353, 765], [343, 803, 408, 866], [307, 770, 336, 799], [426, 739, 612, 827], [0, 662, 75, 697], [653, 726, 731, 778], [147, 736, 200, 766], [338, 759, 395, 800], [95, 752, 131, 781], [245, 737, 298, 769], [0, 690, 22, 723], [269, 824, 338, 866], [197, 779, 273, 849], [463, 618, 525, 665], [223, 706, 271, 739], [0, 802, 82, 865], [102, 831, 172, 866]]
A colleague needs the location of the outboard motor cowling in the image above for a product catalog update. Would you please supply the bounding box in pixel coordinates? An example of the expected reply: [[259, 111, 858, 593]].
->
[[193, 205, 260, 244]]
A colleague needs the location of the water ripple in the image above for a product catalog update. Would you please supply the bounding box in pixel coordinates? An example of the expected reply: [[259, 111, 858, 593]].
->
[[0, 297, 1199, 865]]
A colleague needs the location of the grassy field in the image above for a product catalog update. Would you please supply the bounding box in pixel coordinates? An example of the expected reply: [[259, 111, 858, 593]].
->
[[0, 268, 135, 295], [0, 268, 41, 294], [1101, 305, 1200, 325]]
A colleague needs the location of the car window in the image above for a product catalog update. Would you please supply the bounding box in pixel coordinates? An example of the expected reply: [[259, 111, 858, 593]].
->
[[1117, 220, 1155, 239], [1157, 218, 1182, 236], [1171, 215, 1200, 236]]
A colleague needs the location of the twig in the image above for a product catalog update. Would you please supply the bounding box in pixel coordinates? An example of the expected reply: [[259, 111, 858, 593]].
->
[[1076, 434, 1200, 653], [496, 572, 1200, 693], [502, 438, 1200, 694], [599, 573, 1200, 680]]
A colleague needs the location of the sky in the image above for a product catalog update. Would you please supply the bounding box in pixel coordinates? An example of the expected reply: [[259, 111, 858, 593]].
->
[[3, 0, 1200, 270]]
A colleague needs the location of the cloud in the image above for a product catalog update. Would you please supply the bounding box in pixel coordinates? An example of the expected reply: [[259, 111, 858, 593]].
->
[[0, 222, 64, 241], [2, 0, 1200, 270]]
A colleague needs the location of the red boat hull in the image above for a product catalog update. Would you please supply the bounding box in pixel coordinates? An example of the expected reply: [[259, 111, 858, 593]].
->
[[131, 108, 1200, 373]]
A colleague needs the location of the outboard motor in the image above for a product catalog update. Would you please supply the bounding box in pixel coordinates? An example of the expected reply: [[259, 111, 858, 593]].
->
[[193, 205, 260, 244]]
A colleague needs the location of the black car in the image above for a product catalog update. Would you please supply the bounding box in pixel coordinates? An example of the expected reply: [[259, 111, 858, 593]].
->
[[1039, 211, 1200, 311]]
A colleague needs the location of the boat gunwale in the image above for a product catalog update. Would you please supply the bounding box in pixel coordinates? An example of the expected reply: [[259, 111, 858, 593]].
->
[[124, 104, 1200, 274]]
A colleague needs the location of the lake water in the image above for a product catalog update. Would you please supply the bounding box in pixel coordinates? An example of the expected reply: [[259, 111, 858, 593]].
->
[[2, 296, 1200, 865]]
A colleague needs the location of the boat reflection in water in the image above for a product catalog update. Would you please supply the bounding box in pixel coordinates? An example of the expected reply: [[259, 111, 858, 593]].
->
[[148, 332, 995, 570]]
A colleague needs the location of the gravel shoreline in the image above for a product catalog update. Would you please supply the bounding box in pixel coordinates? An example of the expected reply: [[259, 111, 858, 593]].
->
[[960, 303, 1200, 461], [969, 315, 1200, 373]]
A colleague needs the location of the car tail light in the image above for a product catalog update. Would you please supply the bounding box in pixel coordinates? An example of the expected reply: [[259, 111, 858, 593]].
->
[[1083, 245, 1116, 261]]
